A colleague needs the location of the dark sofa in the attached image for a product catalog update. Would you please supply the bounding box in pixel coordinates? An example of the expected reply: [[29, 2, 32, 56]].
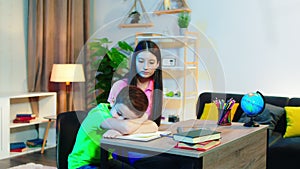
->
[[196, 92, 300, 169]]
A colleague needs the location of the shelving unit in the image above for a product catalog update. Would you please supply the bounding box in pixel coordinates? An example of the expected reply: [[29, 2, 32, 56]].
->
[[136, 32, 199, 122], [154, 0, 191, 15], [119, 0, 153, 28], [0, 92, 56, 159]]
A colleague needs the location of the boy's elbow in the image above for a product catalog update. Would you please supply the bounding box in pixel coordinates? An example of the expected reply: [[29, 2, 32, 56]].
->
[[145, 120, 159, 132], [151, 122, 159, 132]]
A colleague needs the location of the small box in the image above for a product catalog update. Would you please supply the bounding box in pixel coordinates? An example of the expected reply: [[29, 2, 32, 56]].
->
[[168, 115, 179, 122], [162, 58, 176, 66]]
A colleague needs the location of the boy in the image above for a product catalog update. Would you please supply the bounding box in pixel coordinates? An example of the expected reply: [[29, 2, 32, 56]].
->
[[68, 86, 158, 169]]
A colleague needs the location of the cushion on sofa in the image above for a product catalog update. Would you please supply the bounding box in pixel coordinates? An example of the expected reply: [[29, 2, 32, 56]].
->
[[238, 103, 285, 134], [196, 92, 244, 119], [268, 136, 300, 169], [283, 106, 300, 138], [200, 103, 239, 121]]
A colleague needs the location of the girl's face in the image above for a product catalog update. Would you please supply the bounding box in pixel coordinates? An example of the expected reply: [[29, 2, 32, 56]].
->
[[135, 51, 159, 78]]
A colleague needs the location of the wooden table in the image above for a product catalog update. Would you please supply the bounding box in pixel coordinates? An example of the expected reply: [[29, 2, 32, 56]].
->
[[101, 120, 268, 169]]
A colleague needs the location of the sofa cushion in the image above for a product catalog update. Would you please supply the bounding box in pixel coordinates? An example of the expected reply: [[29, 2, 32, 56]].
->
[[283, 106, 300, 138], [271, 136, 300, 147], [200, 103, 239, 121], [268, 137, 300, 169], [238, 103, 285, 134], [268, 131, 282, 147], [196, 92, 244, 119]]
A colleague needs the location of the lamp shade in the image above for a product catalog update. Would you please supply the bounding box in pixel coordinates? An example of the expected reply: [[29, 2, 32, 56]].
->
[[50, 64, 85, 83]]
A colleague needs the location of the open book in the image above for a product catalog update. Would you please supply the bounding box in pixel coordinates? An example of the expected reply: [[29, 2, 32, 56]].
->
[[116, 131, 172, 142]]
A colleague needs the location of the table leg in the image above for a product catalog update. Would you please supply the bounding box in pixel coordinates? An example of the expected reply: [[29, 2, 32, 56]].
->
[[41, 119, 52, 154]]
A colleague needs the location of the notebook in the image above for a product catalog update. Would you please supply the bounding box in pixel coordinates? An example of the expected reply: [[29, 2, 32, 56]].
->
[[115, 131, 172, 142], [173, 128, 221, 144]]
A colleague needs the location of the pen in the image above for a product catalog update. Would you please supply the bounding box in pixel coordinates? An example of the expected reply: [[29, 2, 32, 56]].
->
[[160, 133, 173, 138]]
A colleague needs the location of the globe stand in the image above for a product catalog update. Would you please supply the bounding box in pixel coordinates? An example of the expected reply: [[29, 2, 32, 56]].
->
[[243, 116, 259, 127]]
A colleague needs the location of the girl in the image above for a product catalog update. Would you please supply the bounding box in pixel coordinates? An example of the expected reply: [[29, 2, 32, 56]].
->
[[108, 40, 163, 126]]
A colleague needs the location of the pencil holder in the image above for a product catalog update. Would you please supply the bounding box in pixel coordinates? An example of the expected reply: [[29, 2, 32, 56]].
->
[[217, 109, 232, 126]]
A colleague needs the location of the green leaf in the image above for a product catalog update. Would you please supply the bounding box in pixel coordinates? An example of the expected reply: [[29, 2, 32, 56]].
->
[[118, 41, 133, 52], [98, 38, 112, 44], [87, 37, 134, 105]]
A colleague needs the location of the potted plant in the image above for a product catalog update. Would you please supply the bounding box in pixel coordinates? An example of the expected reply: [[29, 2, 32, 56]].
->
[[129, 11, 141, 24], [177, 11, 191, 35], [88, 38, 133, 106]]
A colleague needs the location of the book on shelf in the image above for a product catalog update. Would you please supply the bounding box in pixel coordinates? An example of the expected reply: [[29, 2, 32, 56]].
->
[[16, 114, 36, 118], [10, 142, 26, 150], [115, 131, 172, 142], [13, 119, 35, 123], [15, 116, 36, 121], [175, 139, 221, 151], [173, 128, 221, 144], [13, 114, 36, 123], [26, 138, 44, 147], [10, 147, 27, 152]]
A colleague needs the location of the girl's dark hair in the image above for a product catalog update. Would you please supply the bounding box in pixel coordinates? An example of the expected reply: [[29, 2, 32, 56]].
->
[[115, 85, 148, 117], [128, 40, 163, 126]]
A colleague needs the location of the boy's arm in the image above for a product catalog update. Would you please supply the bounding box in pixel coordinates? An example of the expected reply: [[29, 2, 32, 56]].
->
[[103, 129, 122, 138], [103, 120, 158, 138], [131, 120, 158, 134], [101, 114, 148, 134]]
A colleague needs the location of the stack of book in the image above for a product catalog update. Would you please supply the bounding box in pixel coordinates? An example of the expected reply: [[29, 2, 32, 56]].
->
[[173, 128, 221, 151], [10, 142, 27, 152], [12, 114, 36, 123], [26, 138, 44, 147]]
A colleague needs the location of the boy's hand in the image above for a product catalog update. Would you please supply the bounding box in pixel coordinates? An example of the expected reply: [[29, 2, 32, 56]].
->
[[103, 129, 122, 138]]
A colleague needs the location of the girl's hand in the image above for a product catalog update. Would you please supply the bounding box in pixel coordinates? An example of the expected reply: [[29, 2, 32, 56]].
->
[[103, 129, 122, 138]]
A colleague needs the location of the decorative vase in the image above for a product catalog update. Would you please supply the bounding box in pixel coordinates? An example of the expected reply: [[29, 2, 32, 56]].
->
[[179, 28, 187, 35]]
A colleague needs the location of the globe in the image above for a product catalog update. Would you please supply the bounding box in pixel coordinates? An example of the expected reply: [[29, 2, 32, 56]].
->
[[241, 91, 265, 127]]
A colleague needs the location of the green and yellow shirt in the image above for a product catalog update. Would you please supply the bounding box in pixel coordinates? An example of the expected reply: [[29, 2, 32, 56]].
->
[[68, 103, 112, 169]]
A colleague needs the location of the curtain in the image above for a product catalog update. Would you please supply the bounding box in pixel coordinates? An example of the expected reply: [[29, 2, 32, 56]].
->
[[27, 0, 90, 114]]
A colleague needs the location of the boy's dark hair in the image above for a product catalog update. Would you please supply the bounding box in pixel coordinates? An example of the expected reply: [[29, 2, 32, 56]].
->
[[115, 85, 148, 117]]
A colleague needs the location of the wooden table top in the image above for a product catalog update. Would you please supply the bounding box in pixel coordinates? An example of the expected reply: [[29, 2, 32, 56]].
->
[[101, 120, 268, 158]]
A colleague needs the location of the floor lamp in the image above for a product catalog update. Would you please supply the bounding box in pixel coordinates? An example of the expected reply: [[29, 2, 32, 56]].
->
[[50, 64, 85, 111]]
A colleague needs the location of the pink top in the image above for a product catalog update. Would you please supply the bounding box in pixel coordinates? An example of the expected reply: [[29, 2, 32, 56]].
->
[[107, 78, 154, 118]]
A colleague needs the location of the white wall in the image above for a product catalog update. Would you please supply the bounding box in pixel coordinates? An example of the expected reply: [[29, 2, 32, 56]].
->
[[91, 0, 300, 98], [0, 0, 27, 93], [188, 0, 300, 97], [2, 0, 300, 98]]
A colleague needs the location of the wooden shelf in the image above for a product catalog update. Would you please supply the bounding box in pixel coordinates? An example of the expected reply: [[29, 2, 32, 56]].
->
[[163, 66, 197, 70], [154, 8, 191, 15], [154, 0, 191, 15], [136, 35, 197, 48], [119, 23, 154, 28], [9, 144, 56, 158], [0, 92, 57, 160], [164, 95, 197, 100], [10, 117, 48, 128], [119, 0, 153, 28]]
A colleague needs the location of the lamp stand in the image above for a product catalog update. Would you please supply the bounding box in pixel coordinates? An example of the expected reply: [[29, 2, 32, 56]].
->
[[66, 82, 71, 111]]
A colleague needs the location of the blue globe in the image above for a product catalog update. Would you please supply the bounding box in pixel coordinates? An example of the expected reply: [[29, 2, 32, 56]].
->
[[241, 91, 265, 117]]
